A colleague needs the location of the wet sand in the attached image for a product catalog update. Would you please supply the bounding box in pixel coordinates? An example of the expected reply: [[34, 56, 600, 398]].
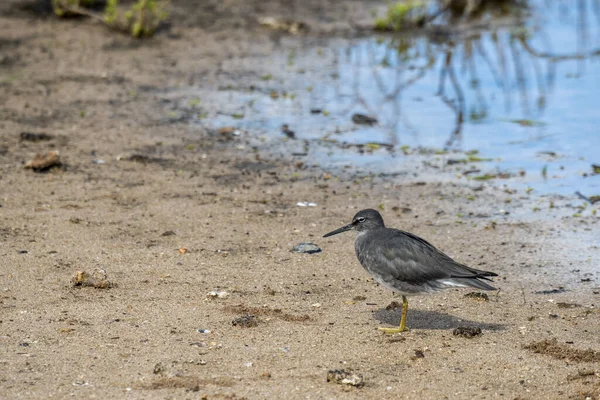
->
[[0, 1, 599, 399]]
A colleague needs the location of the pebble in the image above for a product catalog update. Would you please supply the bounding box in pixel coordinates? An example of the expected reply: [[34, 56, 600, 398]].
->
[[326, 369, 364, 387], [207, 290, 230, 299], [296, 201, 317, 207], [291, 242, 322, 254]]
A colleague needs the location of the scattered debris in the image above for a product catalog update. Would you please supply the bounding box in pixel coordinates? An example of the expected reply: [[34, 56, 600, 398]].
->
[[524, 338, 600, 362], [388, 336, 406, 344], [71, 269, 113, 289], [575, 191, 600, 204], [326, 369, 364, 387], [472, 174, 497, 181], [556, 302, 581, 309], [567, 369, 596, 381], [24, 151, 61, 171], [411, 349, 425, 360], [224, 304, 310, 322], [20, 132, 54, 142], [153, 362, 166, 375], [352, 113, 378, 125], [207, 290, 230, 299], [534, 288, 567, 295], [464, 292, 489, 301], [117, 153, 169, 165], [281, 124, 295, 139], [296, 201, 317, 207], [178, 247, 188, 254], [232, 315, 259, 328], [386, 301, 402, 310], [291, 242, 322, 254], [263, 286, 277, 296], [258, 17, 309, 34], [506, 118, 545, 127], [453, 327, 482, 338], [217, 126, 242, 140], [216, 249, 229, 256]]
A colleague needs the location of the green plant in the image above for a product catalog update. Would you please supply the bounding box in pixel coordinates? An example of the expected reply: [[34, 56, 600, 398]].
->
[[128, 0, 170, 38], [52, 0, 80, 17], [104, 0, 118, 24], [374, 1, 426, 31], [52, 0, 169, 38]]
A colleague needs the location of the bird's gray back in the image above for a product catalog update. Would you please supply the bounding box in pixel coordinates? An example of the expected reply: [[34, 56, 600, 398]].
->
[[354, 227, 496, 294]]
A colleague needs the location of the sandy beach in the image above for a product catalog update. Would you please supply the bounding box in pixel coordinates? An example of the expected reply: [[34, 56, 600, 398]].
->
[[1, 1, 599, 399]]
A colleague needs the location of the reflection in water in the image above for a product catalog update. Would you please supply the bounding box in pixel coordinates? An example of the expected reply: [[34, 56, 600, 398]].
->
[[309, 0, 600, 149], [191, 0, 600, 194]]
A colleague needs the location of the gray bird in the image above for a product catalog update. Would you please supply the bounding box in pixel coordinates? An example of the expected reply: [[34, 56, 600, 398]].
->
[[323, 209, 498, 333]]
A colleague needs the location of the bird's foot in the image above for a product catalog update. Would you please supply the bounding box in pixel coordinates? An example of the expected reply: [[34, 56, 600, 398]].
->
[[378, 326, 409, 334]]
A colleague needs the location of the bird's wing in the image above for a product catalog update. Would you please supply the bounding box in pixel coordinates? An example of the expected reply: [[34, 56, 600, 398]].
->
[[360, 229, 492, 286]]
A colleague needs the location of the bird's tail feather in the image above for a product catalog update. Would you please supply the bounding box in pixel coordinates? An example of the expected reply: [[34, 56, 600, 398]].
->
[[446, 277, 497, 291]]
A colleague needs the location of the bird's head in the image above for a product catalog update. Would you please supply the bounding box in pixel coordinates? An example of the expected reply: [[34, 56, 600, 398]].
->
[[323, 209, 385, 237]]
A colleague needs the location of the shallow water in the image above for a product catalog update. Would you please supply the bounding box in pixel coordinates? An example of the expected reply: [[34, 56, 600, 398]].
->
[[190, 0, 600, 196]]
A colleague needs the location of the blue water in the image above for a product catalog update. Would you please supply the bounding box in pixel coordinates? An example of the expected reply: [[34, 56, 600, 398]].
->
[[190, 0, 600, 195]]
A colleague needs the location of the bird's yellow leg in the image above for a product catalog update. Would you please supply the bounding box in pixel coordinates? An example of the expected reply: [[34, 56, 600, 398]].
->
[[379, 295, 410, 334]]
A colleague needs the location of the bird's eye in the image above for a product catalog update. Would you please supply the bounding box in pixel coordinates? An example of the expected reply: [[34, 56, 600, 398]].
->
[[357, 217, 366, 223]]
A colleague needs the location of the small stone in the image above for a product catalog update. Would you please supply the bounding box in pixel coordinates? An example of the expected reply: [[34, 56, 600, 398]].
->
[[326, 369, 364, 387], [232, 315, 259, 328], [196, 328, 211, 334], [453, 326, 482, 338], [291, 242, 321, 254], [71, 269, 113, 289], [207, 290, 230, 299], [24, 151, 61, 172]]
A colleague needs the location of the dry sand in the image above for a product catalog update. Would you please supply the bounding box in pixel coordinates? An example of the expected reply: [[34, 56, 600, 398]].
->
[[1, 1, 599, 399]]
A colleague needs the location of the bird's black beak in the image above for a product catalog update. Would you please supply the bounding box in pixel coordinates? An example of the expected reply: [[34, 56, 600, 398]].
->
[[323, 223, 353, 238]]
